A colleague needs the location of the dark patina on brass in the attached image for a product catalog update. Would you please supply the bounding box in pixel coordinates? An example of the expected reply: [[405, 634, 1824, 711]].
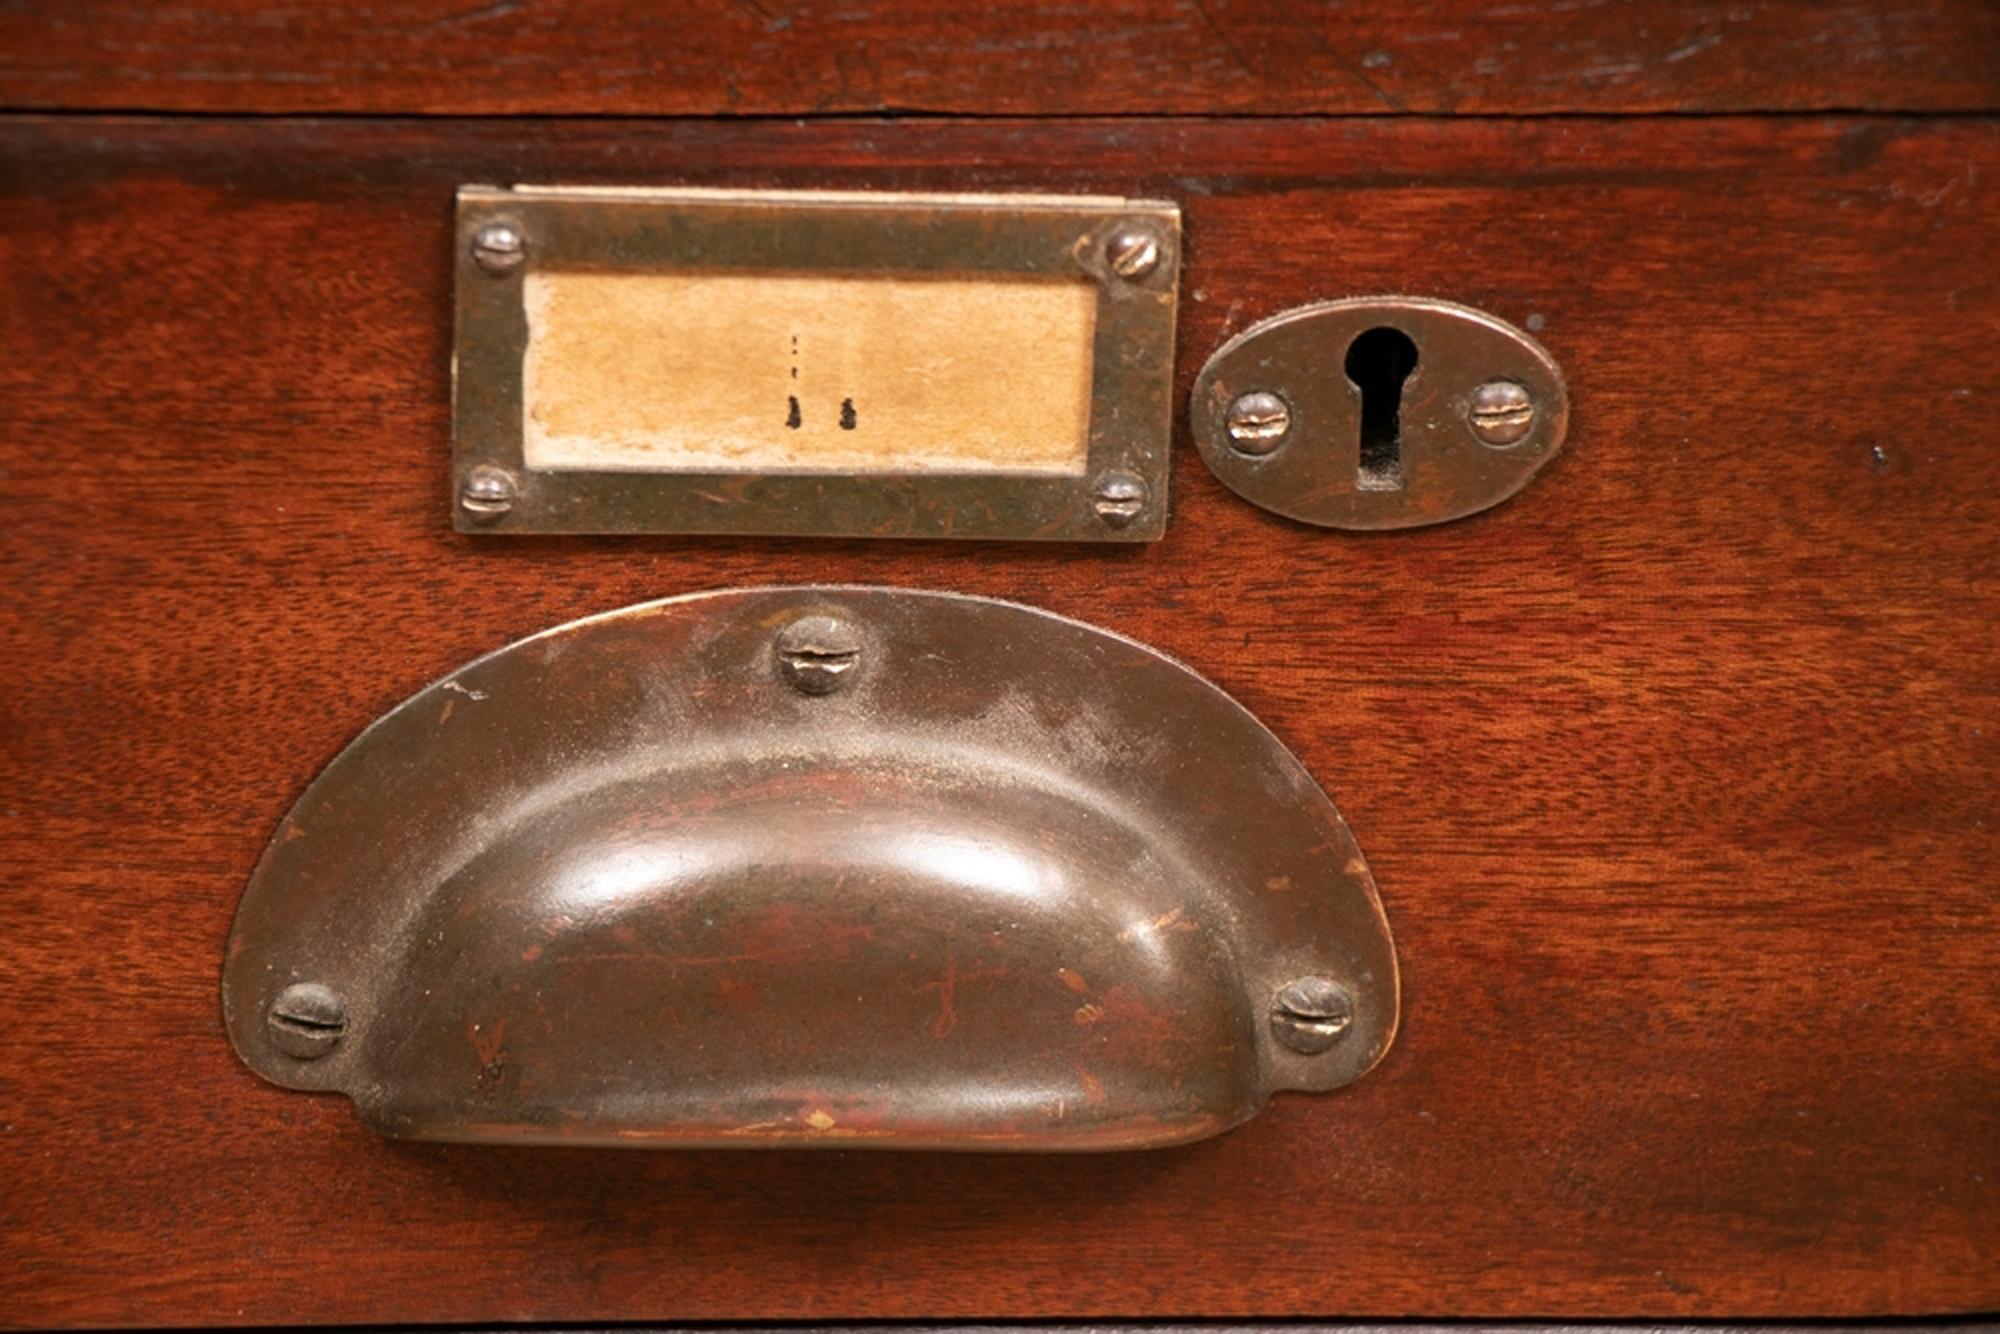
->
[[222, 588, 1398, 1151], [1191, 297, 1569, 529], [453, 187, 1180, 542]]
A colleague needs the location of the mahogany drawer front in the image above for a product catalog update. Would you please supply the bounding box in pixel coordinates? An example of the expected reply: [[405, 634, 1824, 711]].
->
[[1, 110, 1996, 1327], [1, 1, 1996, 116]]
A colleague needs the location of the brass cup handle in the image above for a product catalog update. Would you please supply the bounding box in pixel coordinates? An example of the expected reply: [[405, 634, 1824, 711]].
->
[[224, 587, 1398, 1151]]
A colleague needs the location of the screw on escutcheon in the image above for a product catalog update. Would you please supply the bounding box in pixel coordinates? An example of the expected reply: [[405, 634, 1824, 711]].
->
[[1467, 379, 1536, 446], [1104, 224, 1163, 280], [267, 982, 348, 1059], [774, 613, 862, 696], [1091, 471, 1147, 527], [1224, 390, 1293, 456], [1269, 975, 1355, 1054], [470, 221, 527, 275], [457, 465, 518, 523]]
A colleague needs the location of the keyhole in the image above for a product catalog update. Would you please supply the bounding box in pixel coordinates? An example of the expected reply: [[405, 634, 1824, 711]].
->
[[1344, 326, 1419, 491]]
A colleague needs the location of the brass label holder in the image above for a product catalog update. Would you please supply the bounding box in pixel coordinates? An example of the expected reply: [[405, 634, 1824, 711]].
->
[[452, 187, 1180, 542]]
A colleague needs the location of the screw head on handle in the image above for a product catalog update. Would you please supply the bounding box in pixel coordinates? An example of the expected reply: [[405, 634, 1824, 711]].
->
[[774, 613, 863, 696], [267, 983, 348, 1060], [1270, 975, 1355, 1054]]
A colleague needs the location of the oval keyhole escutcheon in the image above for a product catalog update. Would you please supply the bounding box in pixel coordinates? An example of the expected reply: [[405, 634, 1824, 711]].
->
[[1191, 297, 1569, 530]]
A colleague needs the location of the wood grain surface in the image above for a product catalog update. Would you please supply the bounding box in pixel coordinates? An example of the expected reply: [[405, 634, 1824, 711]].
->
[[0, 113, 1996, 1327], [1, 1, 1997, 117]]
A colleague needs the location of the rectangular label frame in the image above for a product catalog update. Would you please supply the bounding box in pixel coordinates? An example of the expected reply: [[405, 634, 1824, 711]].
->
[[452, 186, 1180, 542]]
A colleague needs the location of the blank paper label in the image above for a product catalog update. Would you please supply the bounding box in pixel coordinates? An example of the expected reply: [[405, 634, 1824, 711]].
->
[[523, 269, 1098, 476]]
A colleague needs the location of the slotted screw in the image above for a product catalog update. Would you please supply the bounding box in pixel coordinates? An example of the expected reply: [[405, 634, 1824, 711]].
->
[[457, 465, 518, 523], [1105, 224, 1163, 280], [1091, 471, 1148, 527], [267, 983, 348, 1060], [1225, 390, 1293, 456], [775, 613, 862, 695], [471, 221, 526, 275], [1467, 379, 1536, 446], [1270, 975, 1355, 1054]]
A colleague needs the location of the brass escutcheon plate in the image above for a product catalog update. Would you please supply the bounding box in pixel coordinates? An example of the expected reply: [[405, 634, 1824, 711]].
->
[[1190, 297, 1569, 529]]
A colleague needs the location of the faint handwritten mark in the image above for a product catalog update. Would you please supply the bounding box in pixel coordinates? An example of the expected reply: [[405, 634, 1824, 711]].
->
[[782, 331, 858, 431]]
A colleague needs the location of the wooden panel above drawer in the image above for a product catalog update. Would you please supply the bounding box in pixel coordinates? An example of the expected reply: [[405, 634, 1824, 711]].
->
[[0, 1, 1995, 117], [0, 113, 1995, 1327]]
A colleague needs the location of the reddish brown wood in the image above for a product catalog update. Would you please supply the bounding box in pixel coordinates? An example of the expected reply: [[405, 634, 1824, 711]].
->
[[0, 1, 1996, 117], [0, 113, 1996, 1328]]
